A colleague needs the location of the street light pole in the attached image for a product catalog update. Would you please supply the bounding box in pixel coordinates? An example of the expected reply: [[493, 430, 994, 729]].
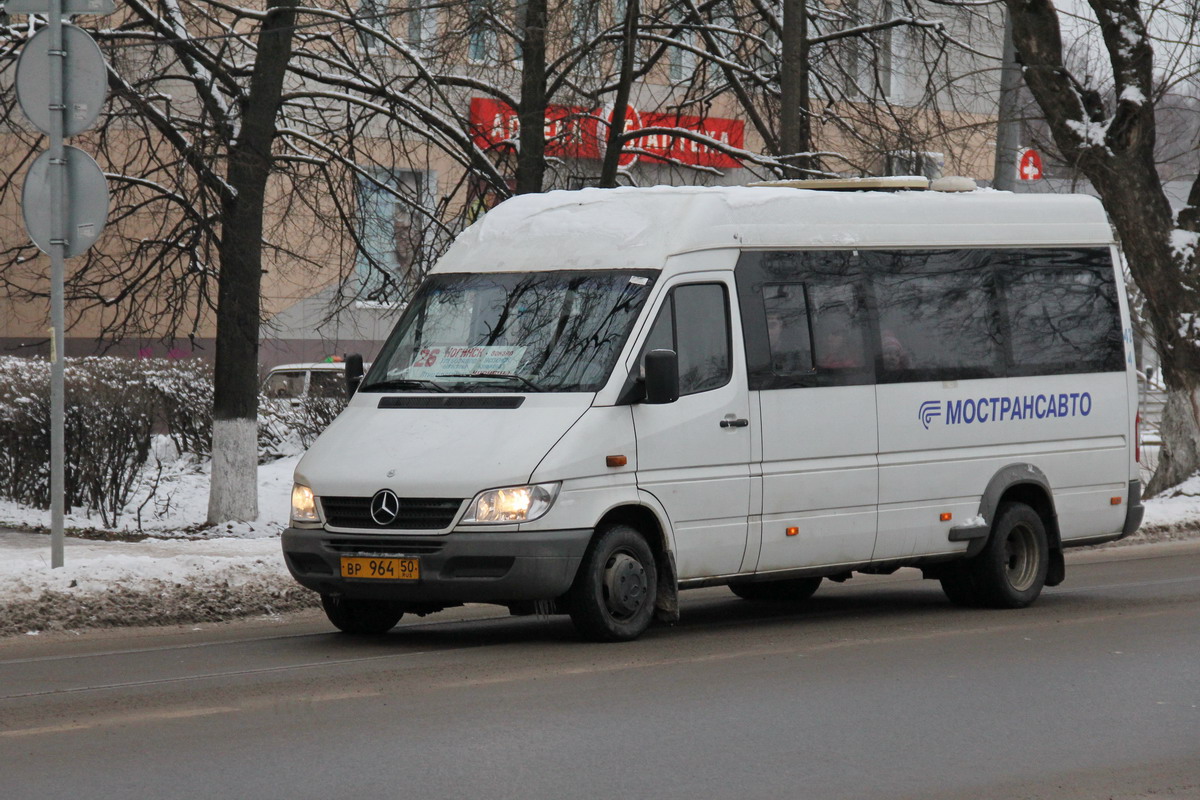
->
[[993, 9, 1022, 192]]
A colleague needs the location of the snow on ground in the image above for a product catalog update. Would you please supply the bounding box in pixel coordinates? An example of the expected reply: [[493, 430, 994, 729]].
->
[[2, 452, 1200, 636], [0, 437, 297, 539], [0, 449, 311, 636]]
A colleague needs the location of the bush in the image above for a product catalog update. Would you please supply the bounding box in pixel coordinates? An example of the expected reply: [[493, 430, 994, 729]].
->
[[258, 396, 345, 457], [0, 357, 161, 525], [0, 355, 346, 526]]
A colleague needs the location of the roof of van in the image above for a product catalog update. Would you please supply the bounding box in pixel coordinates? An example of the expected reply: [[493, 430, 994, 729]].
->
[[433, 185, 1114, 273]]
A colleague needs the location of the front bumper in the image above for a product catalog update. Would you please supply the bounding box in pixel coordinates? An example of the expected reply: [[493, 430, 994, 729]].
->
[[281, 527, 592, 605]]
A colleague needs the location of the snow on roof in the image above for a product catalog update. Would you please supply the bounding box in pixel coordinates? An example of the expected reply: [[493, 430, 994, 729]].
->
[[434, 185, 1115, 273]]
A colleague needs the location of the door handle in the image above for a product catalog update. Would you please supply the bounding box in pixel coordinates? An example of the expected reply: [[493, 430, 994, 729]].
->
[[720, 417, 749, 428]]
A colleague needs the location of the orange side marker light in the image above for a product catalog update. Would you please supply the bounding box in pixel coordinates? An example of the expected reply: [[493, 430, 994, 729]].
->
[[1110, 497, 1123, 505], [606, 455, 627, 468], [939, 512, 953, 522], [786, 527, 799, 537]]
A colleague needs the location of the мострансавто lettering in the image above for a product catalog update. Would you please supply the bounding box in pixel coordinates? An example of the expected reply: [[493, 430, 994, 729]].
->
[[919, 393, 1093, 429]]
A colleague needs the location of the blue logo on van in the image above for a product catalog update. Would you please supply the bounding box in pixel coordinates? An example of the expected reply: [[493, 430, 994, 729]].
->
[[920, 392, 1093, 429], [918, 401, 942, 429]]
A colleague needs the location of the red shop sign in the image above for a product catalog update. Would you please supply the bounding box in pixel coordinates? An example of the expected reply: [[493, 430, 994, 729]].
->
[[469, 97, 744, 169]]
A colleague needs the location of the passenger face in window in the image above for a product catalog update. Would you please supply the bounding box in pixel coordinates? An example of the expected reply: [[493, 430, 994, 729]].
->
[[816, 325, 861, 369]]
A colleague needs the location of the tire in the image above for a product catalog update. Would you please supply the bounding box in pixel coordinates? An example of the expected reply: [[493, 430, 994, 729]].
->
[[730, 577, 822, 603], [939, 568, 981, 607], [961, 502, 1049, 609], [320, 594, 404, 635], [567, 525, 658, 642]]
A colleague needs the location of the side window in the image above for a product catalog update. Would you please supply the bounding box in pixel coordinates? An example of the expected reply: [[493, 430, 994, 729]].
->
[[644, 283, 732, 395], [763, 284, 813, 374], [870, 250, 1004, 382], [738, 250, 874, 389], [310, 371, 349, 399], [263, 371, 306, 399], [1000, 249, 1123, 375]]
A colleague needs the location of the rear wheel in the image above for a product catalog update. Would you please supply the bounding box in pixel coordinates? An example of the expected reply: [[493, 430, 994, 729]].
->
[[730, 577, 822, 603], [941, 502, 1048, 609], [974, 502, 1049, 608], [567, 525, 657, 642], [320, 594, 404, 635]]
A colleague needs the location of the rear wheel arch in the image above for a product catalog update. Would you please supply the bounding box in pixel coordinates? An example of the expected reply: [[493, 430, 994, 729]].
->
[[977, 465, 1061, 553]]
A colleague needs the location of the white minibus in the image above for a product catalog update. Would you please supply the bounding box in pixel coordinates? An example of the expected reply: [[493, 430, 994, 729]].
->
[[282, 184, 1143, 641]]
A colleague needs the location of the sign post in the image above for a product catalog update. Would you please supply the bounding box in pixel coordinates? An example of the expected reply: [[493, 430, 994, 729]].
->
[[12, 0, 113, 568]]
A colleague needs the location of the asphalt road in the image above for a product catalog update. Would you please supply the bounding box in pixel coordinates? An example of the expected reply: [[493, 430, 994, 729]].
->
[[2, 542, 1198, 800]]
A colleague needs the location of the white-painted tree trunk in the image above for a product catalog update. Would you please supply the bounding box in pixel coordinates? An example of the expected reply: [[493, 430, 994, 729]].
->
[[1146, 386, 1200, 497], [207, 417, 259, 524]]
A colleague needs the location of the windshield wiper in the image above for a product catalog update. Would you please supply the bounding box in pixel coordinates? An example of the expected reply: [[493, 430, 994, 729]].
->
[[436, 372, 546, 393], [359, 377, 448, 393]]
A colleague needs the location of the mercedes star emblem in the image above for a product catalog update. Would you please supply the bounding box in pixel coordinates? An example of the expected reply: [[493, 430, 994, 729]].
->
[[369, 489, 401, 526]]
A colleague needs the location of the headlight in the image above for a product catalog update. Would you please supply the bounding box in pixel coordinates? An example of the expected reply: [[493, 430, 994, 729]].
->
[[462, 482, 560, 524], [291, 483, 319, 523]]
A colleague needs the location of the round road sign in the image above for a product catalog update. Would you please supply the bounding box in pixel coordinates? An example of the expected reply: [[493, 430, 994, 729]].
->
[[16, 24, 109, 137], [22, 146, 110, 258]]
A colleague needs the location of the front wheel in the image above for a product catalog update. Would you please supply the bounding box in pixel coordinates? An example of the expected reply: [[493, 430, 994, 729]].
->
[[320, 594, 404, 635], [567, 525, 658, 642]]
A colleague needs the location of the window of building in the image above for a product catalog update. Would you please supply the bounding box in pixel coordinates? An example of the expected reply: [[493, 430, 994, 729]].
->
[[406, 0, 439, 54], [468, 0, 497, 62], [843, 0, 895, 100], [355, 169, 433, 306], [667, 7, 696, 82], [358, 0, 388, 54]]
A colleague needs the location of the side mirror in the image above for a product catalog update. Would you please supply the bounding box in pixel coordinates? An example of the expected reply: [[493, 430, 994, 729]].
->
[[643, 349, 679, 404], [345, 353, 364, 397]]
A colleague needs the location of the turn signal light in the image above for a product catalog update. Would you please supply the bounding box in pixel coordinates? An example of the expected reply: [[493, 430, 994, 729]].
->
[[786, 527, 799, 537], [939, 512, 953, 522], [1111, 497, 1122, 505], [606, 455, 627, 468]]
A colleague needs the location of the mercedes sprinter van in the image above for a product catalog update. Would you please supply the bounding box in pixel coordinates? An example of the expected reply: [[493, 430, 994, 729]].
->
[[282, 184, 1143, 641]]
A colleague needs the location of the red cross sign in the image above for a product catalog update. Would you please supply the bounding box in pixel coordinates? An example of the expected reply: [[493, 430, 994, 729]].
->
[[1018, 148, 1044, 181]]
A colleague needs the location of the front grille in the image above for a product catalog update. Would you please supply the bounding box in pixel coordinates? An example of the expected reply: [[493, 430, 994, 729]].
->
[[325, 539, 446, 555], [321, 496, 463, 530]]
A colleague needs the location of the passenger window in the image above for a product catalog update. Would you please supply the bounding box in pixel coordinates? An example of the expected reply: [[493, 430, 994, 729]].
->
[[809, 283, 869, 373], [871, 250, 1004, 382], [644, 283, 731, 395], [763, 284, 814, 374], [1002, 257, 1123, 375]]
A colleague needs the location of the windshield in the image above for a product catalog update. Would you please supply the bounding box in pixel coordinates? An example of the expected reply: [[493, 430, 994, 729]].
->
[[361, 270, 657, 393]]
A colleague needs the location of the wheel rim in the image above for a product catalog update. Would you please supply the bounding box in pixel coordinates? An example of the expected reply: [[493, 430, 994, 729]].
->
[[1004, 522, 1039, 591], [603, 550, 648, 620]]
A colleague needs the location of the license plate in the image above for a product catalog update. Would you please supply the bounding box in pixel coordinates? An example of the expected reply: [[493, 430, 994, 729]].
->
[[340, 556, 420, 581]]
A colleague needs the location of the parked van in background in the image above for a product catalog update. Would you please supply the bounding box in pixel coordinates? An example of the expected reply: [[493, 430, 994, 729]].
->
[[263, 360, 354, 403], [282, 182, 1143, 641]]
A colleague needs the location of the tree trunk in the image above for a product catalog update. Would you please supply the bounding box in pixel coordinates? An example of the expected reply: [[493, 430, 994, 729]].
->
[[779, 0, 812, 175], [207, 0, 299, 524], [1005, 0, 1200, 495], [515, 0, 548, 195], [600, 0, 639, 187]]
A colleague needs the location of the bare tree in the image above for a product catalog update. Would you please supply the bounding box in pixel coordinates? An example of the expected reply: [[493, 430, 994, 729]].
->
[[991, 0, 1199, 494]]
